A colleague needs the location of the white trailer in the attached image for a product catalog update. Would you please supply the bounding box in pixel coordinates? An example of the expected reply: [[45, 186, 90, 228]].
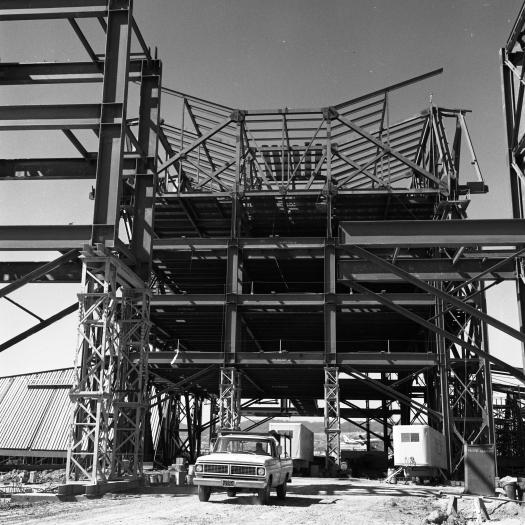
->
[[268, 422, 314, 474], [391, 425, 447, 482]]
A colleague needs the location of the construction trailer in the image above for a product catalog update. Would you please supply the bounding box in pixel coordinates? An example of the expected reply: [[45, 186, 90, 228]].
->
[[392, 424, 447, 481], [1, 0, 525, 489], [268, 422, 314, 475]]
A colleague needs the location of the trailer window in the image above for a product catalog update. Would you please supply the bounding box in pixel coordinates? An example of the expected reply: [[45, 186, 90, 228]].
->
[[401, 433, 420, 442]]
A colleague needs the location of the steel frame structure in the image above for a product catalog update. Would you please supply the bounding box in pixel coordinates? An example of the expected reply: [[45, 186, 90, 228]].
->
[[2, 0, 525, 480], [0, 0, 162, 484]]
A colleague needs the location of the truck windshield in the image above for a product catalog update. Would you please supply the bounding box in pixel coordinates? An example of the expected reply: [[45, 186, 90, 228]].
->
[[214, 437, 272, 455]]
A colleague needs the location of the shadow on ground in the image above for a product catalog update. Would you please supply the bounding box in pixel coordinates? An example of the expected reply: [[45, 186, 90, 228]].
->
[[213, 495, 322, 507], [286, 482, 440, 498]]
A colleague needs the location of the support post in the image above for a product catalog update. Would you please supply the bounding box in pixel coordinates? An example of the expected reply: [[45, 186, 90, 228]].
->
[[324, 366, 340, 469], [436, 296, 453, 472], [66, 251, 150, 483], [111, 287, 150, 478], [218, 367, 241, 431]]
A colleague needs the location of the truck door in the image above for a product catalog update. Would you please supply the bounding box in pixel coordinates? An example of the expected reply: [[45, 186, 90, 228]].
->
[[270, 441, 282, 486]]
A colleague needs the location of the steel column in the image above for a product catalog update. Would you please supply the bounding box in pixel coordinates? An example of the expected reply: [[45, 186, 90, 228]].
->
[[130, 59, 162, 279], [218, 367, 241, 431], [91, 0, 132, 245], [324, 366, 340, 468]]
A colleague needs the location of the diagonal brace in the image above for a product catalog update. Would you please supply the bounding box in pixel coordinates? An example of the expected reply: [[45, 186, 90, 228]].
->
[[157, 117, 232, 174], [347, 244, 525, 345], [345, 277, 525, 384]]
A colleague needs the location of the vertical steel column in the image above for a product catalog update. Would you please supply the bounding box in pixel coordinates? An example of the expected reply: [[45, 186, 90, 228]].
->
[[436, 296, 452, 472], [501, 45, 525, 373], [91, 0, 132, 245], [324, 366, 340, 468], [324, 239, 337, 363], [480, 291, 495, 446], [219, 367, 241, 431], [131, 58, 162, 279], [67, 256, 120, 483], [223, 113, 244, 365], [111, 287, 150, 479]]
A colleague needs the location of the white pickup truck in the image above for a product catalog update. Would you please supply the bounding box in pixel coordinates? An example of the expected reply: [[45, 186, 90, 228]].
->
[[193, 431, 293, 505]]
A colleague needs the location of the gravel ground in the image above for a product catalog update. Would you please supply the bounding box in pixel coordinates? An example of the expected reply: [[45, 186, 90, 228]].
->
[[1, 477, 523, 525]]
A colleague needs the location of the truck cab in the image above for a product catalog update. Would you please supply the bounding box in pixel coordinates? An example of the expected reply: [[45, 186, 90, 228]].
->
[[193, 431, 293, 505]]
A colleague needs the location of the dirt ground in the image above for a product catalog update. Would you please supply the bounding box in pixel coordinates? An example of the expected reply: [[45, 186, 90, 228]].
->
[[1, 477, 525, 525]]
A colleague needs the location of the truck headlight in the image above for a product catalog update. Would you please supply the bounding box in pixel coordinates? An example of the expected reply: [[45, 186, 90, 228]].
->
[[257, 467, 265, 476], [195, 464, 203, 473]]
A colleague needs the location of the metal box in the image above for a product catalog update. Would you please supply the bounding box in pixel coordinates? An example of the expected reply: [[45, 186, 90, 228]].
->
[[392, 424, 447, 470], [464, 444, 495, 495]]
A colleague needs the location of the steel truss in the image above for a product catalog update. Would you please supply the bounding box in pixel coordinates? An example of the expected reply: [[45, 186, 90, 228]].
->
[[324, 367, 341, 467], [218, 367, 241, 431], [151, 391, 204, 465], [66, 249, 150, 482]]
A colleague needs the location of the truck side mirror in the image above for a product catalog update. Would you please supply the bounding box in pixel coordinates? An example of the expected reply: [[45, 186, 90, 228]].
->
[[277, 445, 282, 456]]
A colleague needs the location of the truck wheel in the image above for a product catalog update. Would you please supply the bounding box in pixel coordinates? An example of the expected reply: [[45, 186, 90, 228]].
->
[[276, 480, 287, 500], [226, 489, 237, 497], [198, 485, 211, 502], [256, 484, 270, 505]]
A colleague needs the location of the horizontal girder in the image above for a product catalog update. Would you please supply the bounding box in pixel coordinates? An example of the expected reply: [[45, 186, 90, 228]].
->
[[340, 219, 525, 247]]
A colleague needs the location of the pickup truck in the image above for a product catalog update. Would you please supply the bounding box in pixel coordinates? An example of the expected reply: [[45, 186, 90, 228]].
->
[[193, 431, 293, 505]]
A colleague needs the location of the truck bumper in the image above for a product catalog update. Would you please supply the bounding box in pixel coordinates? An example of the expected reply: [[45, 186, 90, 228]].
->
[[193, 477, 266, 489]]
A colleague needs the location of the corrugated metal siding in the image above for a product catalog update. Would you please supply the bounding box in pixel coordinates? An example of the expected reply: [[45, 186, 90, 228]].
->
[[0, 368, 74, 454]]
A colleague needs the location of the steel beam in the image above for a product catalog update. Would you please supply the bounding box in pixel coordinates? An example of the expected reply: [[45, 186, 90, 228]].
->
[[0, 249, 79, 298], [338, 257, 516, 281], [150, 292, 440, 307], [0, 261, 82, 285], [0, 225, 97, 250], [0, 1, 108, 21], [0, 60, 143, 85], [339, 219, 525, 247], [151, 351, 438, 367], [0, 303, 78, 352], [0, 104, 100, 130]]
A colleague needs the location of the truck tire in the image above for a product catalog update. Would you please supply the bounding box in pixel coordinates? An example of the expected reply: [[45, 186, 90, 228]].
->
[[198, 485, 211, 502], [256, 483, 270, 505], [276, 480, 287, 500]]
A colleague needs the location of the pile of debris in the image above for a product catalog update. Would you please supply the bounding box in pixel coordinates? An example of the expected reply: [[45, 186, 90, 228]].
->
[[0, 469, 66, 485]]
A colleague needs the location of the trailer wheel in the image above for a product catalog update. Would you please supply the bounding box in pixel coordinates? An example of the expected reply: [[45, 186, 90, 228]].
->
[[198, 485, 211, 502], [226, 489, 237, 497]]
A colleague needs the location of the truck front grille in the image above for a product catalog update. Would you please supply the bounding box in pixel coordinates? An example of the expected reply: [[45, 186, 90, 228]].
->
[[203, 464, 228, 474], [231, 465, 256, 476]]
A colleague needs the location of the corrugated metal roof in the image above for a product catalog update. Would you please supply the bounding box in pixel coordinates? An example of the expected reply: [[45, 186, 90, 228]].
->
[[0, 368, 74, 455]]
